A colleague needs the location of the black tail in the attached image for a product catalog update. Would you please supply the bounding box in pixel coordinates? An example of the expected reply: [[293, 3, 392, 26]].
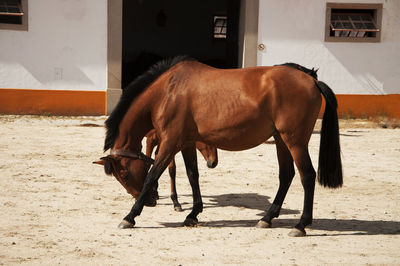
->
[[315, 80, 343, 188]]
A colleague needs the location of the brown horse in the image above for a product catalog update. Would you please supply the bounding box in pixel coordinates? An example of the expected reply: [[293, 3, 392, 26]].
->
[[145, 129, 218, 211], [96, 56, 342, 237]]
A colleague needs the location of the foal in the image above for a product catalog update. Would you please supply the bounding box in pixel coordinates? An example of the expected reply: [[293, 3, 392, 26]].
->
[[145, 129, 218, 211]]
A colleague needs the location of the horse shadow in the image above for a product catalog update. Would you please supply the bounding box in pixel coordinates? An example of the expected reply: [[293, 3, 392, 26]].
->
[[270, 218, 400, 236], [170, 192, 299, 216], [160, 192, 298, 228], [158, 193, 400, 236], [202, 193, 298, 215], [313, 130, 365, 137]]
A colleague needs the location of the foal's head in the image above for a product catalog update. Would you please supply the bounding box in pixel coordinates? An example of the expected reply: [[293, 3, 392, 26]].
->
[[195, 142, 218, 168], [94, 153, 157, 206]]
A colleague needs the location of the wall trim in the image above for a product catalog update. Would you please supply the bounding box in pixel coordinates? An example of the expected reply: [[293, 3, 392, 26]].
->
[[1, 89, 398, 118], [336, 94, 400, 119], [318, 94, 400, 119], [317, 94, 400, 119], [0, 89, 106, 115]]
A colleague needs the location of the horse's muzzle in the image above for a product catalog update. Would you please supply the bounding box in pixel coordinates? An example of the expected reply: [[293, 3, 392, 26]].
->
[[207, 159, 218, 169]]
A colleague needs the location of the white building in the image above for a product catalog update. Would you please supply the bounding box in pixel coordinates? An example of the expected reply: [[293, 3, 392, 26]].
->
[[1, 0, 399, 117]]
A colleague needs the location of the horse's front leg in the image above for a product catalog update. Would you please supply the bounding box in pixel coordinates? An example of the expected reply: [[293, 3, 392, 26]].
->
[[180, 144, 202, 226], [118, 147, 175, 229]]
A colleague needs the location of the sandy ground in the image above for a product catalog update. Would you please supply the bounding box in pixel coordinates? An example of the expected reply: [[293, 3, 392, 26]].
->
[[0, 115, 399, 265]]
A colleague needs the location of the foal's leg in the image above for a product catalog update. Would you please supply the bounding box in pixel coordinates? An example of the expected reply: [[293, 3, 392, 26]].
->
[[256, 133, 295, 228], [180, 144, 202, 226], [146, 135, 160, 200], [168, 158, 183, 212]]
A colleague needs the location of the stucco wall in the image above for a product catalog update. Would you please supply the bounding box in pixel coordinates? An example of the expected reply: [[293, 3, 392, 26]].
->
[[257, 0, 400, 95], [0, 0, 107, 92]]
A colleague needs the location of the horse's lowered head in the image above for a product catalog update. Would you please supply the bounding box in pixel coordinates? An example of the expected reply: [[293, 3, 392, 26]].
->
[[93, 149, 158, 207]]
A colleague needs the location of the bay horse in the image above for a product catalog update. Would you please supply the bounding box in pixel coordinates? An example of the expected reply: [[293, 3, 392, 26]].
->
[[145, 129, 218, 211], [96, 56, 342, 237]]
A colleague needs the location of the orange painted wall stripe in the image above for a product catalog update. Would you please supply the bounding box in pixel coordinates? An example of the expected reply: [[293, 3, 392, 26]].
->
[[0, 89, 399, 118], [319, 94, 400, 119], [0, 89, 106, 115], [336, 94, 400, 118]]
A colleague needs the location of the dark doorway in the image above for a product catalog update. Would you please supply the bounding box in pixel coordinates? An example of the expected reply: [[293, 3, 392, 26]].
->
[[122, 0, 240, 88]]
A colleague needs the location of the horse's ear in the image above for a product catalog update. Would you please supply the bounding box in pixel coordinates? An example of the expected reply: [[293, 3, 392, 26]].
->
[[93, 158, 105, 165], [312, 67, 319, 73], [93, 156, 115, 165], [93, 156, 115, 175]]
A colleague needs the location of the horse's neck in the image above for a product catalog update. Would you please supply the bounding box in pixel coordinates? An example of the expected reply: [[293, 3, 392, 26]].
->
[[114, 100, 153, 152]]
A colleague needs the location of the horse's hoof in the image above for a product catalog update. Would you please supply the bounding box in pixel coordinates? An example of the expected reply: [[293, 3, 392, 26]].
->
[[288, 228, 306, 237], [255, 220, 271, 228], [118, 219, 135, 229], [174, 206, 183, 212], [183, 217, 198, 227]]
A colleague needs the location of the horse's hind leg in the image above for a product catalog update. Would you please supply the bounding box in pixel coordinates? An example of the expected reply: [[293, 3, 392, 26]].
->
[[256, 133, 295, 228], [287, 145, 316, 237], [180, 144, 202, 226], [168, 158, 183, 212]]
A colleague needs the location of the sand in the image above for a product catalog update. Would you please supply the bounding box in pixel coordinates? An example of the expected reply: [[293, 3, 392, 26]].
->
[[0, 115, 399, 265]]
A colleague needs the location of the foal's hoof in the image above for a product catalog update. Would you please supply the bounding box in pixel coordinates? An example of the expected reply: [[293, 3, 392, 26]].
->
[[118, 219, 135, 229], [255, 220, 272, 228], [183, 217, 198, 227], [174, 205, 183, 212], [288, 228, 306, 237]]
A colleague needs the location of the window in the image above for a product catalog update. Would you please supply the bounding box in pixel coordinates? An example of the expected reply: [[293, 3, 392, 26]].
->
[[213, 15, 227, 39], [0, 0, 28, 31], [325, 3, 382, 42]]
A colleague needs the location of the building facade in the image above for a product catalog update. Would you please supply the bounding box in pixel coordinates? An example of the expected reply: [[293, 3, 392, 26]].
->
[[0, 0, 399, 117]]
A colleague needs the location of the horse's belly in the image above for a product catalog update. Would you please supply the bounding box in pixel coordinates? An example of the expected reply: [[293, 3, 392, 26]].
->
[[199, 120, 276, 151]]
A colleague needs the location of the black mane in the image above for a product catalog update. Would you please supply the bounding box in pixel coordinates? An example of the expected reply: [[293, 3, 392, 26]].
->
[[278, 62, 318, 80], [104, 55, 195, 152]]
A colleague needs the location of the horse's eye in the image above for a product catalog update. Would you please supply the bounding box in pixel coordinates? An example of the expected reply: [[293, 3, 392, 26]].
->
[[104, 161, 114, 175]]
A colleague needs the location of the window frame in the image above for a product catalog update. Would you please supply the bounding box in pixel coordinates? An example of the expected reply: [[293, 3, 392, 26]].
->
[[325, 2, 382, 43], [0, 0, 28, 31], [213, 15, 227, 39]]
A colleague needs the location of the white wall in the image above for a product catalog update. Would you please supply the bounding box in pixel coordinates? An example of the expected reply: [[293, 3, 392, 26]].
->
[[257, 0, 400, 94], [0, 0, 107, 91]]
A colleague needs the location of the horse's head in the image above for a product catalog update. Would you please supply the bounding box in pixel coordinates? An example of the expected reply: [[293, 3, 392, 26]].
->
[[195, 142, 218, 168], [93, 150, 157, 207]]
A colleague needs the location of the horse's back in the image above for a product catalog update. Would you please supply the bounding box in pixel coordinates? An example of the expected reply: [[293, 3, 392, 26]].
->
[[153, 61, 322, 150], [176, 61, 320, 106], [168, 63, 273, 149], [182, 61, 321, 124]]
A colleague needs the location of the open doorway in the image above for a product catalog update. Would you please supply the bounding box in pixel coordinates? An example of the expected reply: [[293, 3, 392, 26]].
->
[[122, 0, 241, 88]]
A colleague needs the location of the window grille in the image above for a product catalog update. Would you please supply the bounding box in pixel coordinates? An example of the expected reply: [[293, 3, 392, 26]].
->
[[213, 16, 227, 39], [330, 12, 379, 38], [0, 0, 23, 16], [325, 3, 382, 43]]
